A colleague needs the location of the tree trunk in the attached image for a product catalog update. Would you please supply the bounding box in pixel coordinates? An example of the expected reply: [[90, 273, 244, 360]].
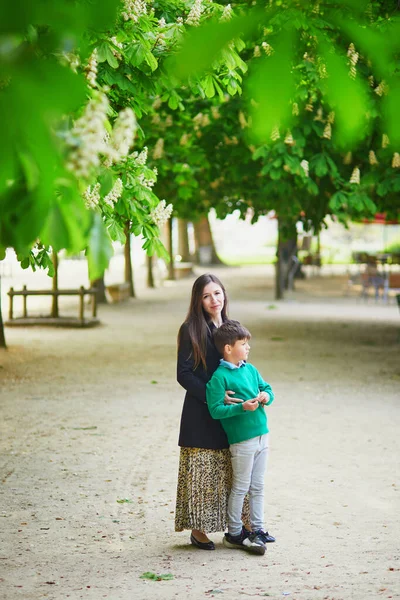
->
[[275, 218, 298, 300], [0, 275, 6, 349], [147, 255, 155, 288], [124, 222, 136, 298], [177, 219, 192, 262], [91, 277, 108, 304], [167, 217, 175, 280], [51, 252, 59, 318], [193, 214, 223, 265]]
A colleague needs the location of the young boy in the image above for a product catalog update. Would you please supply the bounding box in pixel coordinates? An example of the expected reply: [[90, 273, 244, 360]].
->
[[206, 320, 275, 556]]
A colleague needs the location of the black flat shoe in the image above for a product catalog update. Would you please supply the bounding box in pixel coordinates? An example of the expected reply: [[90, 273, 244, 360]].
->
[[190, 533, 215, 550]]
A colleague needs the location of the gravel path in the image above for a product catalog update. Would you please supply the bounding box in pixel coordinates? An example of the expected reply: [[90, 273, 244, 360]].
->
[[1, 266, 399, 600]]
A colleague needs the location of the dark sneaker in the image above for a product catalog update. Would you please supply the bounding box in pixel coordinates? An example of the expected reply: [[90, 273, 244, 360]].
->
[[253, 529, 276, 544], [223, 528, 265, 555]]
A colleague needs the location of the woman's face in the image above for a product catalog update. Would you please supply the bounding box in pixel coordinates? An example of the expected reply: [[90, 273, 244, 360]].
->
[[201, 282, 224, 319]]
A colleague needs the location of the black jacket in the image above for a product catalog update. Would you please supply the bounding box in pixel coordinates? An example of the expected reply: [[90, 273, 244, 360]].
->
[[177, 321, 229, 449]]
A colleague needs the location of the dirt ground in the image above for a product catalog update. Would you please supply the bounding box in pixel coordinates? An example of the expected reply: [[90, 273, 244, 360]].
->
[[0, 265, 399, 600]]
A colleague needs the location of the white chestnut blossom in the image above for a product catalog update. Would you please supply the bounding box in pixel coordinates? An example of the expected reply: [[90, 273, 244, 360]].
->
[[105, 108, 137, 165], [300, 160, 309, 177], [67, 93, 109, 178], [323, 122, 332, 140], [186, 0, 203, 26], [211, 106, 221, 119], [135, 147, 148, 165], [152, 138, 165, 160], [349, 167, 360, 184], [292, 103, 299, 116], [262, 41, 273, 56], [122, 0, 147, 22], [392, 153, 400, 168], [368, 150, 378, 165], [84, 183, 101, 209], [343, 152, 352, 165], [158, 17, 166, 27], [382, 134, 390, 148], [270, 125, 280, 141], [104, 178, 123, 207], [150, 200, 173, 228], [220, 4, 232, 22], [284, 130, 295, 146], [375, 81, 388, 97], [85, 49, 98, 88], [253, 45, 261, 58], [180, 133, 190, 146], [110, 37, 123, 60]]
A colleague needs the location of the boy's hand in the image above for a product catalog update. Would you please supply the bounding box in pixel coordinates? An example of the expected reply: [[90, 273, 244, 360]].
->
[[242, 399, 259, 412], [224, 390, 244, 405], [258, 392, 271, 405]]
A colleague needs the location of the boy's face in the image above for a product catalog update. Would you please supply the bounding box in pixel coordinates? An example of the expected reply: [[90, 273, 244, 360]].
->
[[224, 338, 250, 365]]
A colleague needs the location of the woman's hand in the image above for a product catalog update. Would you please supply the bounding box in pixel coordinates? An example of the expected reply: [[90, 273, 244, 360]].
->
[[224, 390, 244, 405]]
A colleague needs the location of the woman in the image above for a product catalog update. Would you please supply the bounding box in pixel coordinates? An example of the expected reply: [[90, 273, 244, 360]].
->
[[175, 273, 248, 550]]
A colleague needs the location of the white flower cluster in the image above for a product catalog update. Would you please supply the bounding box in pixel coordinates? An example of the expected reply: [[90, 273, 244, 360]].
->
[[63, 52, 80, 73], [300, 160, 309, 177], [343, 152, 352, 165], [138, 169, 157, 190], [159, 17, 166, 27], [323, 122, 332, 140], [392, 153, 400, 168], [220, 4, 232, 22], [186, 0, 203, 26], [211, 106, 221, 120], [238, 111, 248, 129], [375, 80, 388, 97], [111, 37, 123, 60], [177, 16, 183, 25], [193, 112, 211, 129], [85, 49, 98, 88], [270, 125, 280, 141], [104, 178, 123, 207], [253, 45, 261, 57], [135, 147, 148, 165], [292, 103, 299, 116], [349, 167, 360, 184], [369, 150, 378, 165], [382, 134, 390, 149], [305, 99, 314, 112], [347, 43, 359, 80], [150, 200, 173, 228], [106, 108, 137, 165], [179, 133, 190, 146], [284, 130, 295, 146], [262, 41, 273, 56], [152, 138, 165, 160], [84, 183, 101, 209], [67, 93, 109, 178], [122, 0, 147, 22]]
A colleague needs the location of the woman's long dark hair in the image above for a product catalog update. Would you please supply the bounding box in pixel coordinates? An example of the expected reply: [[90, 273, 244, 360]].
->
[[178, 273, 229, 370]]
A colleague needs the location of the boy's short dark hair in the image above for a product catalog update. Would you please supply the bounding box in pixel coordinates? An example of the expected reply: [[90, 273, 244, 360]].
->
[[213, 320, 251, 354]]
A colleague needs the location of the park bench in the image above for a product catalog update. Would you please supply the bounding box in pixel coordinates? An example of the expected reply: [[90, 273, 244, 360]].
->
[[6, 285, 99, 327]]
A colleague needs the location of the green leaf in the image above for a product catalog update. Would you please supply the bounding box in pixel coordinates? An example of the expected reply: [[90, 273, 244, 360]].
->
[[319, 41, 370, 146], [247, 29, 295, 143], [202, 75, 215, 99], [86, 213, 113, 281], [139, 572, 174, 581], [144, 51, 158, 72]]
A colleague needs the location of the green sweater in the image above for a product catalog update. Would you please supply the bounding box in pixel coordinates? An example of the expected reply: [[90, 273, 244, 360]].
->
[[206, 362, 274, 445]]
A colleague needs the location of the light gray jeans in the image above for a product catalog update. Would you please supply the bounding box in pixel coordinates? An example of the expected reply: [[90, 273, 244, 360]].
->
[[228, 434, 269, 536]]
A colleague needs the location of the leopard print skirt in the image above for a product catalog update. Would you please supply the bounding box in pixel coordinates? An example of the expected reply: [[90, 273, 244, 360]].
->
[[175, 447, 250, 533]]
